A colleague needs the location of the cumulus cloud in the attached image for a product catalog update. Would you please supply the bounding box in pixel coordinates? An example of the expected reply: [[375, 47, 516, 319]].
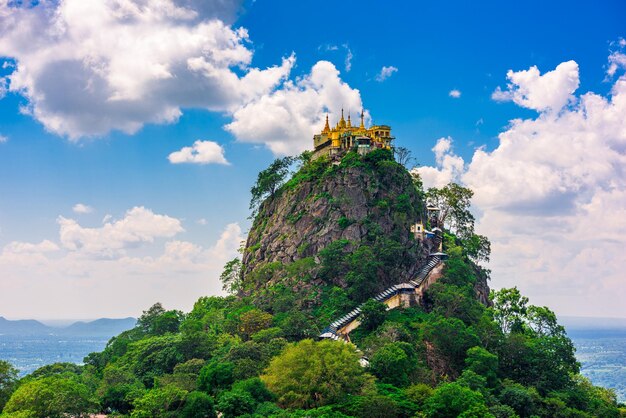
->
[[418, 57, 626, 317], [449, 89, 461, 98], [606, 38, 626, 78], [0, 207, 242, 317], [491, 60, 580, 112], [168, 140, 229, 165], [375, 65, 398, 82], [225, 60, 366, 155], [72, 203, 93, 214], [0, 1, 367, 156], [3, 240, 59, 255], [0, 240, 60, 266], [412, 137, 465, 189], [0, 0, 292, 139], [58, 206, 183, 257]]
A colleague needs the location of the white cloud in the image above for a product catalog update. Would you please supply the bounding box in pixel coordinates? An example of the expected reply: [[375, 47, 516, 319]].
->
[[607, 52, 626, 78], [0, 134, 7, 143], [197, 218, 208, 225], [344, 45, 353, 72], [3, 240, 59, 255], [0, 206, 242, 317], [0, 240, 60, 266], [419, 58, 626, 317], [449, 89, 461, 98], [491, 60, 579, 112], [375, 65, 398, 82], [0, 0, 290, 139], [72, 203, 93, 214], [0, 1, 367, 156], [607, 38, 626, 78], [168, 140, 229, 165], [225, 60, 366, 155], [0, 76, 7, 99], [58, 206, 183, 257], [412, 137, 465, 189]]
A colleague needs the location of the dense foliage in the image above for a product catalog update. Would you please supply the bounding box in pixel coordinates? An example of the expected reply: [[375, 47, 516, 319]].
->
[[1, 151, 623, 417]]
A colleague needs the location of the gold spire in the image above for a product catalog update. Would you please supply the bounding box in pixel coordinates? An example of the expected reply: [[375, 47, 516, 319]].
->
[[347, 111, 352, 128], [360, 109, 365, 129], [339, 108, 346, 128], [323, 114, 330, 133]]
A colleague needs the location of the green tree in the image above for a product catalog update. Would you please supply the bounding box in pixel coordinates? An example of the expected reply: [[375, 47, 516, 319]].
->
[[463, 233, 492, 262], [122, 334, 184, 387], [465, 346, 499, 388], [526, 305, 565, 337], [137, 302, 184, 335], [231, 377, 274, 404], [131, 385, 187, 418], [426, 183, 475, 237], [359, 299, 387, 331], [369, 342, 416, 388], [0, 360, 18, 411], [198, 360, 234, 394], [343, 394, 400, 418], [423, 317, 480, 375], [157, 358, 206, 392], [216, 389, 256, 418], [250, 156, 294, 211], [498, 382, 536, 418], [491, 288, 529, 334], [427, 282, 483, 325], [237, 309, 273, 341], [424, 382, 492, 418], [404, 383, 434, 407], [220, 258, 242, 294], [261, 339, 372, 409], [4, 375, 97, 418], [138, 302, 167, 331], [181, 391, 217, 418], [98, 364, 143, 414]]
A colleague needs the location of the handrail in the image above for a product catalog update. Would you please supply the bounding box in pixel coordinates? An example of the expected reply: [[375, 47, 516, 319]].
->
[[319, 253, 445, 340]]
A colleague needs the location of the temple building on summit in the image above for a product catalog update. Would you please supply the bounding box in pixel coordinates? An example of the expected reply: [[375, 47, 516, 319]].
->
[[312, 109, 394, 159]]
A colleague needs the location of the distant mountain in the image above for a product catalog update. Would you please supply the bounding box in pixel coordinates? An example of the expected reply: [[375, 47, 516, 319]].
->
[[0, 317, 50, 335], [60, 317, 136, 337], [0, 316, 136, 337]]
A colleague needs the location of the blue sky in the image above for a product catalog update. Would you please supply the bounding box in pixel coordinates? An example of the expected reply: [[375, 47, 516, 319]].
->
[[0, 0, 625, 319]]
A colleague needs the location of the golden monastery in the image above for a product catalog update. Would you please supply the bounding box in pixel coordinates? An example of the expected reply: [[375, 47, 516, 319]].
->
[[312, 109, 394, 159]]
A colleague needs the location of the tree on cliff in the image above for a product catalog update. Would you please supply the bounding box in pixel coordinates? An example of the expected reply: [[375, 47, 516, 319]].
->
[[426, 183, 475, 237], [250, 156, 294, 212]]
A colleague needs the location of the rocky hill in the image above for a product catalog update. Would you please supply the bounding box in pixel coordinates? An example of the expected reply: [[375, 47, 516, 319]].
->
[[240, 150, 491, 329], [242, 151, 436, 296]]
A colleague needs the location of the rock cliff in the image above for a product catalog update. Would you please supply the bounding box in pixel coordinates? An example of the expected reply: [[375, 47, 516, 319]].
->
[[242, 153, 434, 295]]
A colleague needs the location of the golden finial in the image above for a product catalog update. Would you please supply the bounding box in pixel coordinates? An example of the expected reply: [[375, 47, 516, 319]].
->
[[339, 108, 346, 128], [360, 109, 365, 129], [347, 111, 352, 128], [323, 114, 330, 133]]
